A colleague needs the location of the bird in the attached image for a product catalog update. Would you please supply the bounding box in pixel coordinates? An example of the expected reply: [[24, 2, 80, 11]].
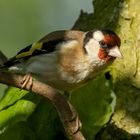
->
[[1, 29, 122, 92]]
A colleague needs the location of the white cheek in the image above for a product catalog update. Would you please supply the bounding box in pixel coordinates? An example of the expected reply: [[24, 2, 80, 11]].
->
[[85, 39, 100, 58], [84, 39, 107, 69]]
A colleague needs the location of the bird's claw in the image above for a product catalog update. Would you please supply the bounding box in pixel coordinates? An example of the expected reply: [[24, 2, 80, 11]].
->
[[21, 74, 33, 90], [66, 103, 82, 134]]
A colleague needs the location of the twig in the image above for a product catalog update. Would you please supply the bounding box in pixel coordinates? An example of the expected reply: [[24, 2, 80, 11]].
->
[[0, 71, 86, 140]]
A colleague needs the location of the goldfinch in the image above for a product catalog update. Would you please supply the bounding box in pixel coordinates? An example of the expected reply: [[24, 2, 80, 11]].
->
[[1, 29, 122, 92]]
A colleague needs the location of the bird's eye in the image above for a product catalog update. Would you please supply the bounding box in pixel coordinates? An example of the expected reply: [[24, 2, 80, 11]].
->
[[99, 41, 108, 48], [99, 41, 105, 46]]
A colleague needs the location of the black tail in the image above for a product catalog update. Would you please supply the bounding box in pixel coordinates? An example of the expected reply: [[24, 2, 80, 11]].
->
[[0, 51, 19, 69], [0, 57, 20, 69], [0, 51, 7, 67]]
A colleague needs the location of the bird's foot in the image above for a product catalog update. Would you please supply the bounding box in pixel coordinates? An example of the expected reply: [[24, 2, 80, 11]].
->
[[64, 91, 71, 100], [21, 74, 33, 90], [67, 103, 82, 134]]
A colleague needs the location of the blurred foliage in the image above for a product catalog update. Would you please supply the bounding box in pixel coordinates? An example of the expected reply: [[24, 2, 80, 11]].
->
[[0, 87, 66, 140], [0, 88, 40, 134], [71, 75, 113, 139]]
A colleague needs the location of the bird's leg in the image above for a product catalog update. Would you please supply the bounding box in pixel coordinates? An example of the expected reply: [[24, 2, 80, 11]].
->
[[21, 74, 33, 90], [64, 91, 71, 100], [67, 102, 82, 134], [63, 91, 82, 133]]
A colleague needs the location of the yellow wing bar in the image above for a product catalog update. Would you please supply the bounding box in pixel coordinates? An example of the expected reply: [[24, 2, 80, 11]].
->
[[16, 42, 43, 59]]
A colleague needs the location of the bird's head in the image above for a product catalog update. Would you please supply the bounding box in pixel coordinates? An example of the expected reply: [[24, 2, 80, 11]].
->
[[84, 29, 122, 62]]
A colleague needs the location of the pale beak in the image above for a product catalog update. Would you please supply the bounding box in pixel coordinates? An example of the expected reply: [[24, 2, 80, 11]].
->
[[108, 46, 123, 58]]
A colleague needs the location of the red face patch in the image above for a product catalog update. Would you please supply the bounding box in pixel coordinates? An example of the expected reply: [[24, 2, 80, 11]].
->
[[98, 33, 121, 62], [98, 48, 112, 62]]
